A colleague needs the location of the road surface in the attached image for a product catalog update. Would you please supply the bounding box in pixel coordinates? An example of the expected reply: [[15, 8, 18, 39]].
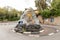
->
[[0, 22, 60, 40]]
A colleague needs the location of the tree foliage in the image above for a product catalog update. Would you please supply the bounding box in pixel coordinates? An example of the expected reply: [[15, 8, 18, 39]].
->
[[35, 0, 47, 10], [41, 9, 51, 18], [51, 0, 60, 17], [51, 0, 60, 9], [0, 6, 22, 21], [35, 0, 60, 18]]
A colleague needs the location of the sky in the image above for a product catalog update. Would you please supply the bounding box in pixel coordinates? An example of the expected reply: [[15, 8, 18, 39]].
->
[[0, 0, 36, 11]]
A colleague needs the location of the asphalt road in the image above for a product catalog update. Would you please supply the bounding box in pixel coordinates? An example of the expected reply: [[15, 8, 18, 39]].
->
[[0, 22, 60, 40]]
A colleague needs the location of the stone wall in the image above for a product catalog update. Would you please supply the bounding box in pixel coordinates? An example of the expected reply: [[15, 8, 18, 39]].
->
[[38, 16, 60, 25]]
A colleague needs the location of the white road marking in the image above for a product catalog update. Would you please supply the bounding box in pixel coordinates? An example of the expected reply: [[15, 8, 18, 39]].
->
[[40, 30, 44, 32], [29, 34, 39, 37], [56, 30, 59, 32], [11, 29, 16, 32], [48, 33, 54, 36]]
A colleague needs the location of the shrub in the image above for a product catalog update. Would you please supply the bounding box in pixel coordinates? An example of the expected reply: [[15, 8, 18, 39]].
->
[[41, 9, 51, 18]]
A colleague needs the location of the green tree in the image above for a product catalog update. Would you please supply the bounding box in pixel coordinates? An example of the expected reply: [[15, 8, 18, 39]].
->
[[0, 6, 22, 21], [35, 0, 47, 11], [51, 0, 60, 17], [41, 9, 51, 18], [51, 0, 60, 9]]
